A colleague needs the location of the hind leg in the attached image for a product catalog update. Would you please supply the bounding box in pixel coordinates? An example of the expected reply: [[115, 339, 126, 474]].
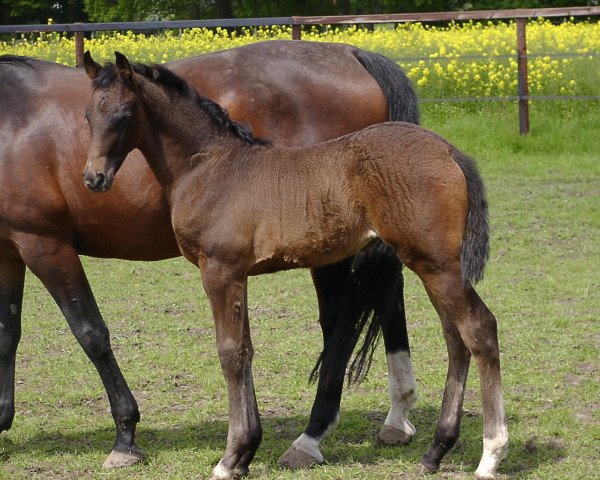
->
[[378, 310, 418, 446], [353, 243, 417, 446], [0, 256, 25, 433], [15, 235, 143, 468], [279, 259, 352, 468], [418, 267, 508, 478]]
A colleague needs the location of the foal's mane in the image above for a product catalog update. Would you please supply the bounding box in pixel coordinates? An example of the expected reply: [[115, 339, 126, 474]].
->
[[93, 61, 268, 145]]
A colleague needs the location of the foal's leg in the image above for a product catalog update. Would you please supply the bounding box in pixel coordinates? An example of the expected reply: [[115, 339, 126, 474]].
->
[[0, 257, 25, 433], [200, 261, 261, 480], [15, 236, 143, 468], [418, 269, 508, 479]]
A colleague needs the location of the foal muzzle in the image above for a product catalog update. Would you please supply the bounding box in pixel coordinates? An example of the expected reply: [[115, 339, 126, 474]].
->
[[83, 159, 115, 193]]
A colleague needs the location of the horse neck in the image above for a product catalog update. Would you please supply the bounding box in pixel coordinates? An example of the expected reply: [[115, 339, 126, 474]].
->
[[136, 76, 248, 196]]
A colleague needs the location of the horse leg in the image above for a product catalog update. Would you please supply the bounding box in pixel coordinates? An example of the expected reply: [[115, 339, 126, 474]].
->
[[419, 315, 470, 472], [279, 260, 352, 468], [350, 243, 418, 446], [417, 269, 508, 478], [279, 249, 417, 468], [200, 260, 261, 480], [0, 257, 25, 433], [378, 311, 418, 446], [14, 235, 143, 468]]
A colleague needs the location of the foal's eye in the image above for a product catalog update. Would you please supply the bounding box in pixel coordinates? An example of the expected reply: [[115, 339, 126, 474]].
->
[[110, 111, 132, 128]]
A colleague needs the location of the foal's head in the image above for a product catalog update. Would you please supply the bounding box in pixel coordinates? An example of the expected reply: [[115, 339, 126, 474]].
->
[[83, 51, 145, 192]]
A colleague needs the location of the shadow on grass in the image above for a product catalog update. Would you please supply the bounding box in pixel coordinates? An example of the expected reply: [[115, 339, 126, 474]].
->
[[0, 406, 565, 477]]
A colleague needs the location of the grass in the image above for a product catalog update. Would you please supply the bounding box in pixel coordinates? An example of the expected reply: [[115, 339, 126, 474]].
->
[[1, 101, 598, 479]]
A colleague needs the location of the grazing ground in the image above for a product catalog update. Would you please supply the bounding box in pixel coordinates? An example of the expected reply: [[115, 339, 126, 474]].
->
[[1, 102, 598, 479]]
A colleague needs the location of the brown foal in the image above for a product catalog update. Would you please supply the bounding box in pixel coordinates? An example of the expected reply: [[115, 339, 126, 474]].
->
[[82, 52, 508, 479]]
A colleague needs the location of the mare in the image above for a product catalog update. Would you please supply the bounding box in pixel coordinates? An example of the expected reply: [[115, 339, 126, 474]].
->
[[82, 52, 508, 480], [0, 41, 419, 469]]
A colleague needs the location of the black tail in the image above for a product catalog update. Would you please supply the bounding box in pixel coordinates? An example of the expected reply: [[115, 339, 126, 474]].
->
[[354, 49, 420, 124], [451, 149, 490, 286], [311, 50, 419, 386]]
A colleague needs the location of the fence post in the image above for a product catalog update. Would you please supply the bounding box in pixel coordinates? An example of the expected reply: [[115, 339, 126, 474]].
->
[[75, 29, 84, 67], [292, 21, 301, 40], [516, 18, 529, 134]]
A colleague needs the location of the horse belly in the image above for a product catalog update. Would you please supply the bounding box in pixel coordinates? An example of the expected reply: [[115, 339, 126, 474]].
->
[[250, 223, 378, 274]]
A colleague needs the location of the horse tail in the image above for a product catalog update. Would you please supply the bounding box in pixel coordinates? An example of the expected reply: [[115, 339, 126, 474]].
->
[[451, 148, 490, 286], [309, 239, 405, 386], [353, 48, 420, 124], [310, 51, 419, 387]]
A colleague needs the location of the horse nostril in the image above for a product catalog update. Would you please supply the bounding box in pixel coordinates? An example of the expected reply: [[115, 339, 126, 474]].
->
[[83, 170, 106, 191], [95, 171, 105, 187]]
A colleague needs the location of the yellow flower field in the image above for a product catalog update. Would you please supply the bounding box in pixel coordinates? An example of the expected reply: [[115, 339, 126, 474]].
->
[[1, 18, 598, 98]]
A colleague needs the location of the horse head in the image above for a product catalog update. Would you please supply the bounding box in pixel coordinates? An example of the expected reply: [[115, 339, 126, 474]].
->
[[83, 51, 142, 192]]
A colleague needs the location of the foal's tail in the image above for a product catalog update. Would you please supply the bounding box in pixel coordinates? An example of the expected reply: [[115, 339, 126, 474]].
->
[[354, 49, 420, 124], [451, 148, 490, 286]]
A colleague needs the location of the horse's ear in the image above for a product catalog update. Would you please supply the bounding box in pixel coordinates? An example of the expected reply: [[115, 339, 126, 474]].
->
[[114, 51, 134, 85], [83, 51, 101, 80]]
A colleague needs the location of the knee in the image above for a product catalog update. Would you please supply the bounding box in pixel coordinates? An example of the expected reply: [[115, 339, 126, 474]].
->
[[217, 343, 253, 373]]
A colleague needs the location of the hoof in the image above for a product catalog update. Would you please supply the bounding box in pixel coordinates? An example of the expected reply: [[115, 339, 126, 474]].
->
[[211, 462, 249, 479], [278, 443, 325, 469], [377, 425, 415, 446], [416, 461, 438, 475], [102, 446, 145, 469]]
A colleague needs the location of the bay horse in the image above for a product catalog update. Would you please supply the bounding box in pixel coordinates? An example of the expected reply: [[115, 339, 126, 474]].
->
[[82, 52, 508, 479], [0, 41, 418, 469]]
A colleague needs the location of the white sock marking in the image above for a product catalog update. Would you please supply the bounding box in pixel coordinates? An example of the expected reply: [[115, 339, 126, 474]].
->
[[384, 350, 418, 435]]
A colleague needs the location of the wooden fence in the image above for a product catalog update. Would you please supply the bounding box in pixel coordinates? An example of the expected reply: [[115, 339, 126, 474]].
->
[[1, 6, 599, 134]]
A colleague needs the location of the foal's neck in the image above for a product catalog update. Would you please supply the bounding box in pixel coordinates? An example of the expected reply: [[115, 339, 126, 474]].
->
[[137, 77, 251, 192]]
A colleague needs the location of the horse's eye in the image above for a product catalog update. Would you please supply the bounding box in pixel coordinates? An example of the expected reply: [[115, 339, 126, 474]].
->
[[110, 111, 132, 128]]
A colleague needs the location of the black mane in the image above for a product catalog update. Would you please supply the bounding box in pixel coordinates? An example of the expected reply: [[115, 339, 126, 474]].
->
[[93, 61, 268, 145]]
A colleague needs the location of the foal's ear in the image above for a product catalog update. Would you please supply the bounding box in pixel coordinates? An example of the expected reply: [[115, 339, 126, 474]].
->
[[114, 51, 134, 85], [83, 51, 101, 80]]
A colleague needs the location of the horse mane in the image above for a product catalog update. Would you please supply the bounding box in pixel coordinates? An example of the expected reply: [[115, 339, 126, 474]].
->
[[93, 61, 269, 146]]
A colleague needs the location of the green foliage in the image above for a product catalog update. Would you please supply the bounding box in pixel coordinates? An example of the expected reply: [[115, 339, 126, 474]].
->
[[1, 1, 597, 24]]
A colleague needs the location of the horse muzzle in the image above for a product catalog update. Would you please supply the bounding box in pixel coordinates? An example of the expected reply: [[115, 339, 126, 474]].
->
[[83, 159, 115, 193]]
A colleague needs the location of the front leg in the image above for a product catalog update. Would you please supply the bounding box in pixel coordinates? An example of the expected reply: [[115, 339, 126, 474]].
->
[[14, 234, 142, 467], [200, 259, 262, 480]]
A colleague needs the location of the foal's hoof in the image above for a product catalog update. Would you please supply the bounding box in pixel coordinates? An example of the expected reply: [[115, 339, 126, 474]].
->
[[376, 424, 415, 446], [102, 446, 145, 468], [278, 443, 325, 469]]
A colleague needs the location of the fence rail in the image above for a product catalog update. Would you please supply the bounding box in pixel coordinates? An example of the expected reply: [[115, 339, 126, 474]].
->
[[2, 6, 600, 133]]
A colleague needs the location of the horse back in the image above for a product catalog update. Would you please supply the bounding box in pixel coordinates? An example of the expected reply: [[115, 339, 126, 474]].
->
[[170, 40, 388, 145]]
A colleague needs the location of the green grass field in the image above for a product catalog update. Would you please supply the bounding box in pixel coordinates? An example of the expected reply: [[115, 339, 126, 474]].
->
[[1, 101, 598, 479]]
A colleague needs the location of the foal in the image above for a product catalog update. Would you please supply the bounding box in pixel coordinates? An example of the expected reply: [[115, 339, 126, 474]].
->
[[82, 52, 508, 479]]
